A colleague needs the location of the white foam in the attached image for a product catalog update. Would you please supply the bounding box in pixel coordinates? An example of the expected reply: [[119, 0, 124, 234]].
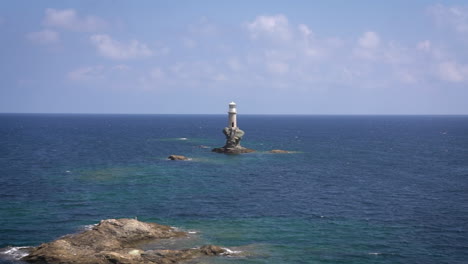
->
[[170, 226, 199, 234], [368, 252, 381, 255], [0, 246, 30, 259], [82, 224, 97, 230], [178, 138, 188, 140], [222, 247, 242, 255]]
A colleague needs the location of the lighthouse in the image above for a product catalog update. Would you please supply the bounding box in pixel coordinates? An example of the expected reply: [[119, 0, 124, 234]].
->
[[228, 102, 237, 128], [212, 102, 255, 154]]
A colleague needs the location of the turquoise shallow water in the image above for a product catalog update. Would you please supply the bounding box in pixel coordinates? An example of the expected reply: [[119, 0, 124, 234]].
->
[[0, 114, 467, 263]]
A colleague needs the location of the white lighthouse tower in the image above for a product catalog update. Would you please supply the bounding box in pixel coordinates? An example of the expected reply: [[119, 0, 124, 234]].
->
[[228, 101, 237, 128]]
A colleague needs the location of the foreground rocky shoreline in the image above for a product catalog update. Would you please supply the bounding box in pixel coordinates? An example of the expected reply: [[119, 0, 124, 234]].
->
[[21, 218, 230, 264]]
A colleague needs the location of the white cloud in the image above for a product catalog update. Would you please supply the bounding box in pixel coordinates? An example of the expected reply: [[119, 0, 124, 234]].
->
[[246, 14, 332, 66], [298, 24, 312, 38], [67, 12, 468, 96], [353, 31, 381, 60], [26, 29, 60, 44], [437, 61, 468, 82], [428, 4, 468, 34], [90, 34, 153, 60], [244, 15, 468, 88], [67, 65, 105, 81], [417, 40, 431, 52], [358, 31, 380, 49], [246, 14, 291, 41], [43, 8, 106, 32]]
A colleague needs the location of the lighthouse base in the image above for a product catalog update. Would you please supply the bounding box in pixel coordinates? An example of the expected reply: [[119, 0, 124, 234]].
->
[[212, 127, 255, 154], [212, 146, 255, 154]]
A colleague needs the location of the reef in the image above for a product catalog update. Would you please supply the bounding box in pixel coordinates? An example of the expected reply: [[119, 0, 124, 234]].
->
[[168, 155, 190, 160], [22, 218, 229, 264]]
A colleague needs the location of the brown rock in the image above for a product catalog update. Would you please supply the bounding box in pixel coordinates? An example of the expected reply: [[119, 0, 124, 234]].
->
[[142, 245, 227, 263], [21, 218, 229, 264], [199, 245, 226, 255], [168, 155, 189, 160]]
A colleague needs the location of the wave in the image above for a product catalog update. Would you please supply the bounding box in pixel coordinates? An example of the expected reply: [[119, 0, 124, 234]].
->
[[0, 246, 30, 260], [170, 226, 198, 234], [222, 247, 243, 255], [80, 224, 98, 231]]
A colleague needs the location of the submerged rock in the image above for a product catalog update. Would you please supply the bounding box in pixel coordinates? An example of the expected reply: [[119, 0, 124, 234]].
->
[[168, 155, 189, 160], [269, 149, 290, 153], [22, 218, 228, 264]]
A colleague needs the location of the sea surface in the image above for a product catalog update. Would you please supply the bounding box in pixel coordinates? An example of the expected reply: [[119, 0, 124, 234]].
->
[[0, 114, 467, 263]]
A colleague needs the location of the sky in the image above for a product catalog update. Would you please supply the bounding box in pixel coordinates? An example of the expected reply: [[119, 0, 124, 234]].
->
[[1, 0, 468, 115]]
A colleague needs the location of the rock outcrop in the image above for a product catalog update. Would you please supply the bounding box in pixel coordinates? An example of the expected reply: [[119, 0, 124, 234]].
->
[[212, 127, 255, 154], [168, 155, 189, 160], [22, 218, 228, 264]]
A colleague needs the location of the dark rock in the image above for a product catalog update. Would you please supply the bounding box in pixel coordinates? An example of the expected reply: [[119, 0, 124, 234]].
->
[[168, 155, 189, 160], [21, 218, 227, 264], [199, 245, 226, 255], [141, 245, 226, 263], [222, 127, 245, 149], [213, 127, 255, 154], [212, 147, 255, 154]]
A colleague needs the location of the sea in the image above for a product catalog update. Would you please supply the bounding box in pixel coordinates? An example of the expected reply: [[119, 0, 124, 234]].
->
[[0, 114, 467, 264]]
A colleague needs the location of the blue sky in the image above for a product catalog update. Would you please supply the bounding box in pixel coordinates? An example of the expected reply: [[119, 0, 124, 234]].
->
[[1, 0, 468, 114]]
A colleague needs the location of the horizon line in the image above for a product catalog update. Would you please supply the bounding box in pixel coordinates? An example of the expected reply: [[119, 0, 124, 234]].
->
[[1, 112, 468, 116]]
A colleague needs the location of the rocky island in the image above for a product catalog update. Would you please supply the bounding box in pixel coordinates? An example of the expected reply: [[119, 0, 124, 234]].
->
[[212, 102, 255, 154], [21, 218, 229, 264]]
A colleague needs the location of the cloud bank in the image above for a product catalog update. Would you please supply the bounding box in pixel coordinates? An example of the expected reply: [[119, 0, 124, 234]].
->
[[9, 3, 468, 114], [90, 34, 153, 60], [43, 8, 106, 32]]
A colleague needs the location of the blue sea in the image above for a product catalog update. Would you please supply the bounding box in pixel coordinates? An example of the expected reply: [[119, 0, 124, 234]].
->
[[0, 114, 467, 263]]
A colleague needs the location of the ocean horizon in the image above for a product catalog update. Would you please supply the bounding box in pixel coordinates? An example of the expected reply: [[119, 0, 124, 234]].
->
[[2, 113, 467, 116], [1, 114, 467, 263]]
